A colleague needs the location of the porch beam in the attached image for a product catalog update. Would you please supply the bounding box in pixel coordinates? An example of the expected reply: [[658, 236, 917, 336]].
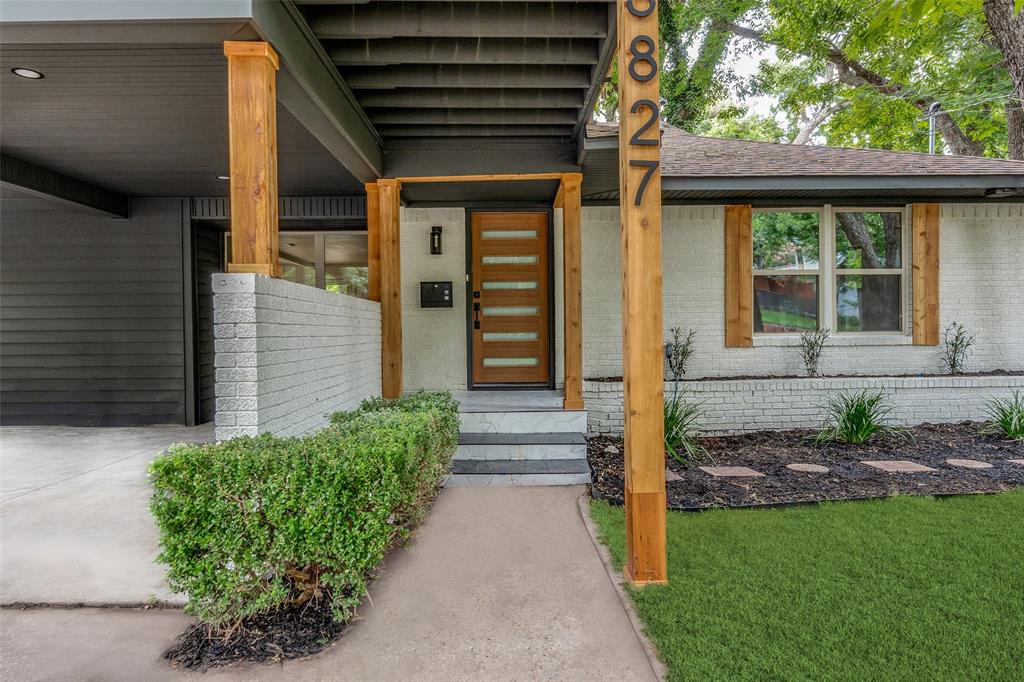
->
[[369, 109, 578, 126], [0, 154, 130, 219], [342, 64, 592, 90], [618, 0, 667, 584], [365, 182, 382, 302], [378, 125, 573, 138], [379, 179, 403, 398], [559, 173, 584, 410], [398, 172, 566, 183], [307, 3, 608, 40], [356, 88, 585, 109], [224, 40, 280, 277], [328, 37, 599, 65]]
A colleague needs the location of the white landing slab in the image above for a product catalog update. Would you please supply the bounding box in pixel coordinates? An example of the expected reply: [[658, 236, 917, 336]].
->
[[459, 409, 588, 434], [453, 390, 563, 412]]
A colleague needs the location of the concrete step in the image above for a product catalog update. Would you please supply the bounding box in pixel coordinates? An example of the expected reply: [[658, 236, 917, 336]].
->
[[444, 458, 591, 487], [456, 432, 586, 461], [458, 409, 587, 434]]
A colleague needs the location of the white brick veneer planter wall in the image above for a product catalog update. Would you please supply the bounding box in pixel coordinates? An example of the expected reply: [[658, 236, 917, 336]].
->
[[584, 375, 1024, 435], [212, 273, 381, 441]]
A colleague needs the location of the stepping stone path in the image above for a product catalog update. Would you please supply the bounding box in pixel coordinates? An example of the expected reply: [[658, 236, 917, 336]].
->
[[699, 466, 765, 478], [786, 463, 830, 474], [862, 460, 936, 473], [665, 468, 683, 482], [1009, 459, 1024, 466], [945, 458, 993, 469]]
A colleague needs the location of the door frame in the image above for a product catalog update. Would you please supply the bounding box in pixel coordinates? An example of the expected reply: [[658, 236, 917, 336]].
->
[[464, 206, 556, 391]]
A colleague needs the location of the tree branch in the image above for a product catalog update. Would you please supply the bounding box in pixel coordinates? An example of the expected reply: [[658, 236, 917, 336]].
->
[[791, 101, 851, 145], [726, 21, 985, 156]]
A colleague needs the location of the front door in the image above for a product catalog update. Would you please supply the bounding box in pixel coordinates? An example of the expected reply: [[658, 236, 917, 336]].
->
[[470, 212, 551, 386]]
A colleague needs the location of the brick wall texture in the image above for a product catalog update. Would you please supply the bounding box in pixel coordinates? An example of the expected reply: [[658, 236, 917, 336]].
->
[[585, 375, 1024, 435], [212, 273, 381, 441]]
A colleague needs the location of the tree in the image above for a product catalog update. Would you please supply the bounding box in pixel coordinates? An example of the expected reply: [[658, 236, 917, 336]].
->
[[982, 0, 1024, 159]]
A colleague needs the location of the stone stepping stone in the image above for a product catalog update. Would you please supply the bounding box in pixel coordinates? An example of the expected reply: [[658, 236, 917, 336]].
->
[[862, 460, 936, 473], [1008, 459, 1024, 466], [665, 468, 683, 482], [699, 466, 765, 478], [786, 463, 830, 474], [945, 458, 993, 469]]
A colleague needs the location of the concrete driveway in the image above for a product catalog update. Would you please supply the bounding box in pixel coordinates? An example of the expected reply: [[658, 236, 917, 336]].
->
[[0, 424, 213, 605]]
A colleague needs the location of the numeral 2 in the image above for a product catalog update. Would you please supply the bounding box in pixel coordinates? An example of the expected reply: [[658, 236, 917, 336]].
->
[[629, 99, 659, 146]]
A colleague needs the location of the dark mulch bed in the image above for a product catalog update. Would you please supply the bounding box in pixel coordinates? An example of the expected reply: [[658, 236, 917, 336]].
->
[[164, 588, 344, 671], [586, 369, 1023, 383], [588, 422, 1024, 510]]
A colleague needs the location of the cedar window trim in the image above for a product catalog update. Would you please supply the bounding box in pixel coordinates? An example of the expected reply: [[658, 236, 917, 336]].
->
[[751, 204, 912, 341]]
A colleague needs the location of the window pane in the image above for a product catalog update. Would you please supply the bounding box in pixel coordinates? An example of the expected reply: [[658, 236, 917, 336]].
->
[[753, 275, 818, 333], [325, 232, 368, 298], [482, 357, 539, 367], [483, 332, 538, 341], [483, 306, 539, 316], [482, 255, 538, 265], [752, 212, 820, 270], [837, 275, 902, 331], [482, 281, 537, 290], [835, 212, 902, 269], [481, 230, 537, 239], [279, 234, 316, 287]]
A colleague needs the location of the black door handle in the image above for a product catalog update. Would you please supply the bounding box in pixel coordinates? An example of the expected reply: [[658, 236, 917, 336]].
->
[[473, 298, 481, 329]]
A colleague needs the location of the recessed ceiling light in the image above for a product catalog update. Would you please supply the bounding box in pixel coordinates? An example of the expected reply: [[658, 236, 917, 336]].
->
[[11, 67, 44, 80], [216, 175, 230, 181], [287, 242, 297, 247]]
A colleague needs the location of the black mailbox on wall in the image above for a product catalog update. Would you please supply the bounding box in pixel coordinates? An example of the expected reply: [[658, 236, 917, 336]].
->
[[420, 281, 453, 308]]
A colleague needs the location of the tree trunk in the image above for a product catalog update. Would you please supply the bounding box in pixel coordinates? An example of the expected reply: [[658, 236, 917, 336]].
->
[[984, 0, 1024, 160], [1007, 100, 1024, 161]]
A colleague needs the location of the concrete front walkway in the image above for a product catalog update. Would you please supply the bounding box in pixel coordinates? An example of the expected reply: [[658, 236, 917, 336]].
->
[[1, 486, 657, 681], [0, 424, 214, 605]]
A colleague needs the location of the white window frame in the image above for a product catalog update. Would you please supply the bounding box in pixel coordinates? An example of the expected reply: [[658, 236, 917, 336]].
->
[[753, 204, 911, 337]]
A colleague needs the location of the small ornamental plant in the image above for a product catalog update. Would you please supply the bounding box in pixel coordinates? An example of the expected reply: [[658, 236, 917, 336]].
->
[[665, 327, 697, 382], [664, 387, 706, 466], [815, 390, 908, 445], [983, 391, 1024, 441], [940, 321, 976, 375], [799, 328, 831, 378]]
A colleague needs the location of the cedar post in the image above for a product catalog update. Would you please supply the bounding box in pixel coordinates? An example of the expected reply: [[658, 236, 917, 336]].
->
[[366, 182, 382, 302], [559, 173, 585, 410], [223, 41, 280, 277], [618, 0, 667, 583], [379, 179, 403, 398], [911, 203, 940, 345]]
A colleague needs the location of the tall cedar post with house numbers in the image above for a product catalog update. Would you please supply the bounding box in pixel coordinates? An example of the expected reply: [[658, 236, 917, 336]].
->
[[618, 0, 668, 584]]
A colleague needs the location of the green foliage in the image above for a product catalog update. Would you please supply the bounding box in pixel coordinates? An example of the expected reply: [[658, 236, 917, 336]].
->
[[691, 105, 787, 142], [940, 321, 976, 375], [664, 387, 707, 465], [983, 391, 1024, 441], [752, 210, 820, 269], [665, 327, 697, 381], [149, 391, 459, 628], [815, 390, 905, 444], [799, 327, 830, 377]]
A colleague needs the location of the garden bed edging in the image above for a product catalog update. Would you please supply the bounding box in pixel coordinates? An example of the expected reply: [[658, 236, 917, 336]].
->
[[583, 375, 1024, 435]]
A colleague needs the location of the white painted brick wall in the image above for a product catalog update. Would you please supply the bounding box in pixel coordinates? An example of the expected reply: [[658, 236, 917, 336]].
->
[[213, 273, 381, 441], [582, 203, 1024, 379], [584, 376, 1024, 435]]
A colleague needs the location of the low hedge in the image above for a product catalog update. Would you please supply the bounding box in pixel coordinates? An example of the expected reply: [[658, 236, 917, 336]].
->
[[149, 391, 459, 628]]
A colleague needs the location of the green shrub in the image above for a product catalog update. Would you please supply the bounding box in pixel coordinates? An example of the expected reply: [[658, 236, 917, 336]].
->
[[983, 391, 1024, 441], [815, 390, 907, 445], [940, 321, 976, 375], [664, 388, 706, 465], [665, 327, 697, 381], [149, 391, 458, 629]]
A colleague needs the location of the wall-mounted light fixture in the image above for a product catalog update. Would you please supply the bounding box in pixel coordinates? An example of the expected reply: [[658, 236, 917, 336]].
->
[[430, 225, 443, 255], [11, 67, 44, 80]]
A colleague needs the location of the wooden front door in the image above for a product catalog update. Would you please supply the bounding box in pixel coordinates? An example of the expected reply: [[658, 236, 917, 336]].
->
[[470, 212, 551, 385]]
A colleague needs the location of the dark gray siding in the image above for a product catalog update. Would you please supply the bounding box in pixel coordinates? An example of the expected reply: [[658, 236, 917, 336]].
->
[[1, 196, 188, 425], [193, 221, 223, 424]]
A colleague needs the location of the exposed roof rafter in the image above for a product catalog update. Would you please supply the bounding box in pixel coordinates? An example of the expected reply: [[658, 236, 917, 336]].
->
[[0, 154, 131, 218]]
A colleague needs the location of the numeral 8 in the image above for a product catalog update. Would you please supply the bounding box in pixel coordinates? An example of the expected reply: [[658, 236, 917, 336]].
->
[[628, 35, 657, 83], [625, 0, 656, 18]]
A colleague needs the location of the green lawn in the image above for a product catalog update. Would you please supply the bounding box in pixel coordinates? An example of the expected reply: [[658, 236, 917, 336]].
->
[[591, 492, 1024, 681]]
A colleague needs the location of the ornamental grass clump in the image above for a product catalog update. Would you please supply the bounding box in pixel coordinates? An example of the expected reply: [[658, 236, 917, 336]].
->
[[815, 390, 907, 445], [983, 391, 1024, 441], [940, 321, 976, 375], [149, 391, 458, 631], [664, 388, 706, 465]]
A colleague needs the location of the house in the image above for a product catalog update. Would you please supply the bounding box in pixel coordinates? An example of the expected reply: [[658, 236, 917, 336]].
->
[[2, 2, 1022, 438], [3, 0, 1023, 589]]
